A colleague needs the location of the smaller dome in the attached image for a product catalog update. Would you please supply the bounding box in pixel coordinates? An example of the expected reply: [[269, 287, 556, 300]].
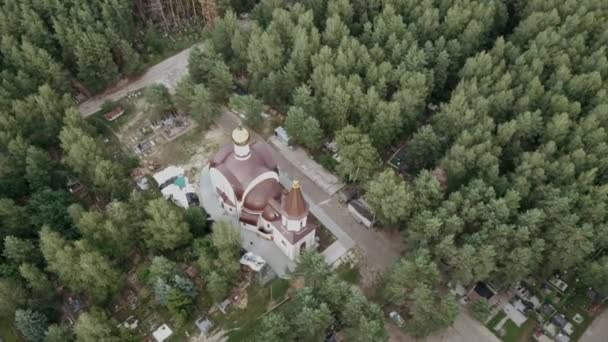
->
[[262, 205, 279, 221], [232, 126, 250, 146]]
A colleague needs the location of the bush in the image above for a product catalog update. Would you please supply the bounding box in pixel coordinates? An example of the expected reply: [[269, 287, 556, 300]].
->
[[315, 153, 338, 172], [470, 298, 493, 322]]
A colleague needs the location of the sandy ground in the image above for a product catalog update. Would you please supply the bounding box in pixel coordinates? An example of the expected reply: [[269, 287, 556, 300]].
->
[[177, 127, 229, 187], [580, 309, 608, 342], [189, 330, 228, 342]]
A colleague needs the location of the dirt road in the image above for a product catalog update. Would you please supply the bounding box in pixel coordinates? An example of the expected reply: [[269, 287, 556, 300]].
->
[[387, 310, 500, 342], [581, 309, 608, 342], [78, 46, 197, 117]]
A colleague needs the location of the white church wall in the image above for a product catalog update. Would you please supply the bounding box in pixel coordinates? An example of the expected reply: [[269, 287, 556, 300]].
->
[[285, 216, 307, 232], [234, 144, 250, 159], [272, 227, 293, 259], [297, 229, 316, 256], [209, 167, 237, 207]]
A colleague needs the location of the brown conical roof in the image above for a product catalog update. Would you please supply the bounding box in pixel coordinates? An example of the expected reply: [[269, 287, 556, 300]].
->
[[282, 180, 308, 219]]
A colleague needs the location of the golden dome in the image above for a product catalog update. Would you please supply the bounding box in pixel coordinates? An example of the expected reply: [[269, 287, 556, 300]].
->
[[232, 126, 250, 146]]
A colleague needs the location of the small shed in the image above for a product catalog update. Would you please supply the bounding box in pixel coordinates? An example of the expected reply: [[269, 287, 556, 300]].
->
[[152, 324, 173, 342], [103, 106, 125, 121], [274, 126, 290, 145], [347, 199, 375, 228]]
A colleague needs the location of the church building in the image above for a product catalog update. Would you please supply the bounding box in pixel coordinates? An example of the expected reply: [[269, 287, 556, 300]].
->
[[208, 127, 316, 260]]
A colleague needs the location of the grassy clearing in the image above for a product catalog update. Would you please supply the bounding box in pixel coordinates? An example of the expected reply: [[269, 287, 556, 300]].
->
[[0, 320, 20, 342], [486, 310, 506, 330], [211, 279, 290, 342], [486, 310, 538, 342], [502, 319, 537, 342]]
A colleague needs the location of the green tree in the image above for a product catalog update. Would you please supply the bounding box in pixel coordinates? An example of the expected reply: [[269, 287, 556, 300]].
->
[[335, 125, 380, 182], [183, 207, 210, 238], [289, 288, 334, 341], [74, 309, 119, 342], [208, 60, 234, 103], [15, 309, 49, 342], [0, 279, 26, 318], [364, 170, 414, 226], [346, 316, 387, 342], [406, 284, 458, 337], [284, 107, 324, 151], [25, 146, 53, 191], [27, 189, 74, 237], [19, 263, 54, 301], [147, 256, 178, 285], [296, 250, 330, 287], [74, 31, 119, 92], [73, 202, 139, 259], [470, 298, 492, 322], [407, 125, 443, 172], [175, 78, 220, 128], [93, 159, 126, 198], [44, 324, 74, 342], [384, 250, 440, 304], [144, 84, 174, 120], [0, 137, 29, 198], [3, 236, 39, 264], [412, 170, 444, 210], [0, 198, 30, 240], [166, 288, 193, 327], [292, 84, 318, 118], [197, 222, 241, 302], [188, 46, 221, 84], [254, 313, 290, 342], [370, 101, 402, 149], [143, 198, 192, 251], [207, 271, 230, 303], [582, 257, 608, 294], [210, 221, 241, 279], [113, 39, 143, 75], [247, 29, 283, 86], [323, 15, 349, 47], [229, 95, 264, 130], [39, 227, 120, 302]]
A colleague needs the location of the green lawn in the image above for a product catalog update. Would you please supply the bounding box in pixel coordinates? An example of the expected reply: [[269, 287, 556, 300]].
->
[[210, 279, 290, 342], [502, 319, 537, 342], [486, 310, 506, 329], [0, 320, 20, 342]]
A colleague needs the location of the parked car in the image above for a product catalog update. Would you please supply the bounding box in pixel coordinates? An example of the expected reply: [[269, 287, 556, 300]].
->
[[389, 311, 405, 327]]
